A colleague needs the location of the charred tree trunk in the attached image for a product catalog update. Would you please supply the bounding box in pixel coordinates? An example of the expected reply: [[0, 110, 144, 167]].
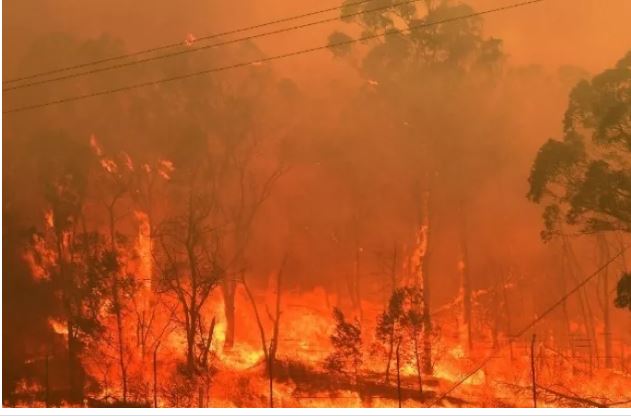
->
[[268, 341, 274, 408], [153, 342, 160, 408], [421, 258, 432, 374], [559, 247, 572, 350], [531, 334, 537, 408], [391, 244, 399, 294], [243, 279, 270, 363], [499, 267, 515, 361], [185, 307, 197, 372], [200, 317, 216, 369], [57, 232, 84, 403], [45, 351, 50, 407], [113, 284, 128, 402], [223, 278, 237, 350], [352, 242, 363, 323], [385, 330, 394, 384], [396, 337, 402, 408], [268, 257, 286, 366], [67, 322, 84, 402], [597, 234, 613, 368], [414, 180, 433, 374], [107, 200, 128, 403], [413, 328, 423, 397], [458, 203, 472, 353], [562, 237, 599, 364]]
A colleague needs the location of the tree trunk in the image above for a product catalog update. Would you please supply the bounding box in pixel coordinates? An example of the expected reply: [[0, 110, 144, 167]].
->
[[531, 334, 537, 408], [108, 203, 128, 402], [598, 234, 613, 368], [113, 287, 128, 403], [413, 330, 423, 397], [223, 280, 237, 350], [351, 231, 363, 324], [153, 342, 160, 408], [200, 317, 216, 369], [384, 330, 394, 384], [499, 267, 515, 361], [67, 321, 83, 402], [458, 203, 472, 353], [56, 233, 82, 402], [269, 341, 274, 408], [45, 351, 50, 408], [562, 237, 599, 364], [186, 309, 197, 372], [396, 337, 402, 408], [413, 180, 433, 374], [242, 279, 269, 363], [269, 257, 285, 366]]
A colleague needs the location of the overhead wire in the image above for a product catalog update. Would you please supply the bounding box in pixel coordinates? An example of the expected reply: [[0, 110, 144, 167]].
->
[[3, 0, 545, 115], [2, 0, 395, 85], [3, 0, 424, 92], [430, 243, 629, 407]]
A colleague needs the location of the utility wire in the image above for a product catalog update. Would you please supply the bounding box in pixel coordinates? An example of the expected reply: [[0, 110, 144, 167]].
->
[[3, 0, 422, 92], [430, 243, 629, 407], [2, 0, 394, 86], [3, 0, 544, 115]]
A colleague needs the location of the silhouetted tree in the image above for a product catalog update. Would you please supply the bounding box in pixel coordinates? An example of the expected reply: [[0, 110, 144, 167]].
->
[[528, 50, 631, 238], [376, 287, 424, 394], [528, 50, 631, 363], [615, 273, 631, 311], [330, 0, 506, 372], [324, 307, 362, 383]]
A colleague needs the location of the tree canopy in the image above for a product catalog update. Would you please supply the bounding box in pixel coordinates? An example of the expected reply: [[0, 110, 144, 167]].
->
[[528, 50, 631, 239]]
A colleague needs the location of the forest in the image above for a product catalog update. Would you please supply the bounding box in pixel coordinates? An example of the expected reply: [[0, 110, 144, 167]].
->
[[2, 0, 631, 408]]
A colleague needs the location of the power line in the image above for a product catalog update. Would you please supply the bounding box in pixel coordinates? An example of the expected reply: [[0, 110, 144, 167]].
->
[[430, 243, 629, 407], [3, 0, 422, 92], [3, 0, 544, 115], [2, 0, 392, 86]]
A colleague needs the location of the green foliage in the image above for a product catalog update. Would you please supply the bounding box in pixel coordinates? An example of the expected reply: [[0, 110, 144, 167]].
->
[[324, 307, 362, 378], [527, 50, 631, 238], [614, 273, 631, 311]]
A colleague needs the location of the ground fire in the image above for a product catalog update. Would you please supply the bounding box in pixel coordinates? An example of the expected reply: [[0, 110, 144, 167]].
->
[[3, 0, 631, 409]]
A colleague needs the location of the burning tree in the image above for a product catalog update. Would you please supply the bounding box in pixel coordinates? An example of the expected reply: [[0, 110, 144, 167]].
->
[[324, 307, 363, 383], [154, 156, 223, 374], [375, 287, 425, 394], [330, 0, 507, 370], [25, 131, 112, 402]]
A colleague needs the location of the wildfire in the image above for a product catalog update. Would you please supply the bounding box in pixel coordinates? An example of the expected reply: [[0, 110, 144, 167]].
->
[[157, 159, 174, 180], [134, 211, 152, 284], [49, 318, 68, 335]]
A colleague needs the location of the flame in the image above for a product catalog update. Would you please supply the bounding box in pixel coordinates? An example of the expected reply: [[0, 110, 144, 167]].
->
[[22, 233, 56, 281], [121, 152, 134, 171], [49, 318, 68, 335], [89, 134, 103, 156], [184, 33, 196, 47], [134, 211, 152, 284], [157, 159, 174, 180], [44, 209, 54, 228]]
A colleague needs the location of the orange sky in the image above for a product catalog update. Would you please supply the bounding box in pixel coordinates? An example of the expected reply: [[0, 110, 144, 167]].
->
[[4, 0, 631, 80]]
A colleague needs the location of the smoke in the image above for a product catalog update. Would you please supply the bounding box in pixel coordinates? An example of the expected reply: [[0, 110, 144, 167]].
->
[[3, 0, 630, 406]]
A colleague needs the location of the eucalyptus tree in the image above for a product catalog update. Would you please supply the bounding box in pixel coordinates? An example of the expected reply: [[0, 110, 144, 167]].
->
[[329, 0, 505, 370], [528, 50, 631, 366]]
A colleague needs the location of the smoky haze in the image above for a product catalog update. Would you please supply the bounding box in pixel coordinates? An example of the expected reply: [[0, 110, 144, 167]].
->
[[3, 0, 631, 408]]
